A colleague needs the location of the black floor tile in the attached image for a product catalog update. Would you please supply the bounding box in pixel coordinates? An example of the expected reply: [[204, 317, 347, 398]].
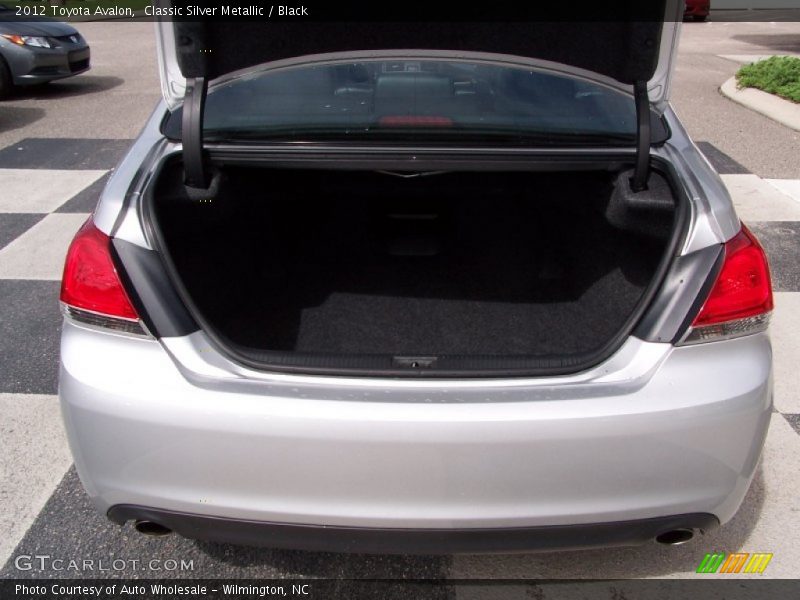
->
[[784, 414, 800, 436], [0, 280, 61, 394], [0, 213, 44, 250], [0, 138, 132, 170], [748, 222, 800, 293], [696, 142, 751, 175]]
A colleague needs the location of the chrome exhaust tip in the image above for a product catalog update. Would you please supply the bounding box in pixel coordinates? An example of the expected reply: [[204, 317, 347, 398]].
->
[[133, 520, 172, 537], [655, 528, 695, 546]]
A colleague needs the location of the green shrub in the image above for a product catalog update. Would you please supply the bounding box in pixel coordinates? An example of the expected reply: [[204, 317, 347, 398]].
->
[[736, 56, 800, 104]]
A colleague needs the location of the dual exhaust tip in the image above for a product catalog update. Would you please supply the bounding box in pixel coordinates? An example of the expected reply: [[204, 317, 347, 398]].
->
[[132, 519, 695, 547], [655, 528, 695, 546], [133, 520, 172, 537]]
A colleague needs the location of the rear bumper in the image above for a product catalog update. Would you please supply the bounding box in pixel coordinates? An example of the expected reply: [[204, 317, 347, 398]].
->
[[59, 322, 772, 551], [108, 506, 718, 554]]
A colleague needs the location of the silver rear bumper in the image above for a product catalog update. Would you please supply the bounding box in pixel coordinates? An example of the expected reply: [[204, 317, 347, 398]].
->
[[59, 321, 771, 546]]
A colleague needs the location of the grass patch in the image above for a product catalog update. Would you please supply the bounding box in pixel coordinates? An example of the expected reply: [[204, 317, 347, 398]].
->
[[736, 56, 800, 104]]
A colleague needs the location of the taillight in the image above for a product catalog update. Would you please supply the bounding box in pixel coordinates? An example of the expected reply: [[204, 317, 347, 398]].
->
[[681, 224, 773, 344], [60, 219, 148, 336]]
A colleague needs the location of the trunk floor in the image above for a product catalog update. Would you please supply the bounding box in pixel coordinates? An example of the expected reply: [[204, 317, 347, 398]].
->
[[219, 262, 646, 357], [158, 171, 669, 358], [294, 277, 635, 356]]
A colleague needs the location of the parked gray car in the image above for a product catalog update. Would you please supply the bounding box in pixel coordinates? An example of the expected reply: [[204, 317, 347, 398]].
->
[[58, 0, 774, 553], [0, 4, 90, 98]]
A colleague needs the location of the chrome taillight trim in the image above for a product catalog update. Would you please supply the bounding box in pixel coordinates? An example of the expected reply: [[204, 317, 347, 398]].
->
[[60, 303, 152, 339], [678, 313, 771, 346]]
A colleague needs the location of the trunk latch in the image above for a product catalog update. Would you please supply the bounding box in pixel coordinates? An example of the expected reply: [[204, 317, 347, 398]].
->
[[393, 356, 438, 369]]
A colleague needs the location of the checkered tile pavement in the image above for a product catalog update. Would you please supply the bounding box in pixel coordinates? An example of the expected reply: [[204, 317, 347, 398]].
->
[[0, 138, 798, 579]]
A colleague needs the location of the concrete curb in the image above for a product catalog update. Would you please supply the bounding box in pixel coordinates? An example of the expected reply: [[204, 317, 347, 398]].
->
[[720, 77, 800, 132]]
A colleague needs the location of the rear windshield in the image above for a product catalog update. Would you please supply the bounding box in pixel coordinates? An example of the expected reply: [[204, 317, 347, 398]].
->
[[163, 60, 668, 145]]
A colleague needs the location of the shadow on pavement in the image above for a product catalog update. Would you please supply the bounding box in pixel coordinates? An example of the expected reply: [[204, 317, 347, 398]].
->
[[0, 106, 45, 133], [9, 75, 124, 101], [195, 541, 448, 579], [731, 34, 800, 53], [712, 9, 800, 22]]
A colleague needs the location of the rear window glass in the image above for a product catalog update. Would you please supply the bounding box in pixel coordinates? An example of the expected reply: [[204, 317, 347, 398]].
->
[[164, 60, 668, 145]]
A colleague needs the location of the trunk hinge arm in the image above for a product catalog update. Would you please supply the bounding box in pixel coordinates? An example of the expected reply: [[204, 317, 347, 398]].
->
[[182, 77, 219, 199], [630, 80, 651, 193]]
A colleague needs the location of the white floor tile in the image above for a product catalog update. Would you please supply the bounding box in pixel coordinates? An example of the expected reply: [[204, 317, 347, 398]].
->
[[0, 213, 89, 280], [771, 293, 800, 414], [0, 394, 72, 568], [0, 169, 106, 214], [721, 174, 800, 222], [766, 180, 800, 206]]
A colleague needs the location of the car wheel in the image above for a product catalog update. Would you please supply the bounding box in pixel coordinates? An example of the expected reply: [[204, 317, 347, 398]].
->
[[693, 15, 707, 22], [0, 57, 13, 100]]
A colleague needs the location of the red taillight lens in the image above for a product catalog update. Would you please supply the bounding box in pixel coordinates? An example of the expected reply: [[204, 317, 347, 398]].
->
[[60, 219, 139, 320], [693, 225, 773, 327], [682, 224, 773, 345]]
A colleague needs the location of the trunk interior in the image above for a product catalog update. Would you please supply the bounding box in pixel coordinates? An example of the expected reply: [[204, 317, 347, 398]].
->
[[150, 163, 678, 374]]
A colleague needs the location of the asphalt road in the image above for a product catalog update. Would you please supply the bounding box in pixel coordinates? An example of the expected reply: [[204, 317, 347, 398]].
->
[[672, 19, 800, 178], [0, 23, 160, 147], [0, 17, 799, 590]]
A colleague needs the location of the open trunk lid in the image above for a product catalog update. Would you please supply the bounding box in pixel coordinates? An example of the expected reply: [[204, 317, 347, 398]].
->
[[152, 1, 683, 204], [156, 0, 683, 198], [155, 0, 682, 112]]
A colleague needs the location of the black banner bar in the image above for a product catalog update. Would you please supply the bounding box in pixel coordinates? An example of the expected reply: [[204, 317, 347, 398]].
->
[[4, 1, 800, 23], [3, 579, 800, 600]]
